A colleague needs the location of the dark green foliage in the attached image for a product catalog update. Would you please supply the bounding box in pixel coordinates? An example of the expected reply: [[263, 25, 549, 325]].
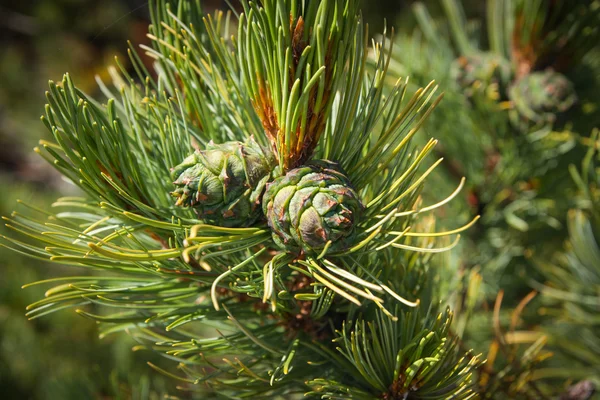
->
[[389, 0, 600, 397], [511, 0, 600, 74], [394, 0, 599, 297], [535, 135, 600, 386]]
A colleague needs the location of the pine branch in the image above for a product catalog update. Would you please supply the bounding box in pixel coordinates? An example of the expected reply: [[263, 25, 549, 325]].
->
[[0, 1, 484, 397]]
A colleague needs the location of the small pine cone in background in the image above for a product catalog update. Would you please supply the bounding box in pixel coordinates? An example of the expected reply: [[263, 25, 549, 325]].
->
[[509, 69, 577, 124], [452, 52, 512, 99]]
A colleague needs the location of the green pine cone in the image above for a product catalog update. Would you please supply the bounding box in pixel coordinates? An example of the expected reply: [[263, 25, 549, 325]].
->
[[509, 69, 577, 123], [452, 52, 512, 96], [171, 137, 276, 227], [262, 160, 363, 254]]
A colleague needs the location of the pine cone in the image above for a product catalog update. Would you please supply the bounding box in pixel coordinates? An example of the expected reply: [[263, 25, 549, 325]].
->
[[452, 52, 512, 97], [560, 380, 595, 400], [171, 137, 275, 227], [262, 160, 363, 254], [509, 69, 577, 124]]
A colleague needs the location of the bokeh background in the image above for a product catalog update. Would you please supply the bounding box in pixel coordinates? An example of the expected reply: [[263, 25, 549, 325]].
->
[[0, 1, 481, 398]]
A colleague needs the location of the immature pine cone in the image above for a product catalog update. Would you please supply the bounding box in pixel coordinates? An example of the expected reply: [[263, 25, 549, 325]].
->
[[262, 160, 363, 254], [452, 52, 512, 96], [509, 69, 577, 123], [171, 137, 275, 227]]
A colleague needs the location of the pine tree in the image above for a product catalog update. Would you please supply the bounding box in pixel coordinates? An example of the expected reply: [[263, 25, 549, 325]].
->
[[1, 0, 483, 398], [2, 0, 598, 398]]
